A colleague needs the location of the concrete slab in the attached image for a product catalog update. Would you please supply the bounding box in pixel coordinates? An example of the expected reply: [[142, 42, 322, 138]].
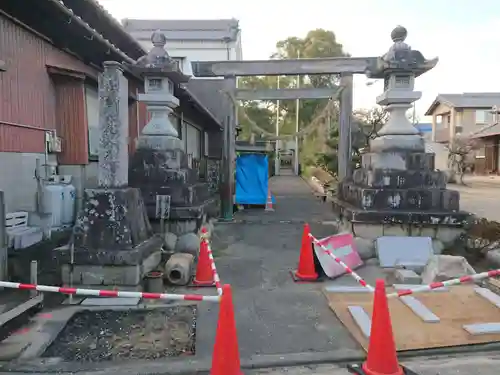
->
[[80, 297, 141, 306], [376, 236, 433, 268]]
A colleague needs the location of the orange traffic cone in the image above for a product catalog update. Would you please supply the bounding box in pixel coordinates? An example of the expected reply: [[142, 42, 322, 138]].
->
[[211, 284, 242, 375], [291, 223, 318, 282], [265, 188, 274, 211], [347, 279, 417, 375], [192, 237, 215, 287]]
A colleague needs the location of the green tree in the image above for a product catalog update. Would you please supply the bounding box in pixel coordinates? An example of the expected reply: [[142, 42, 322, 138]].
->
[[316, 107, 388, 176], [237, 29, 348, 141]]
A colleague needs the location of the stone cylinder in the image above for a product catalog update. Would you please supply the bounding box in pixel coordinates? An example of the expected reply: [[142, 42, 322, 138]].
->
[[164, 253, 194, 286]]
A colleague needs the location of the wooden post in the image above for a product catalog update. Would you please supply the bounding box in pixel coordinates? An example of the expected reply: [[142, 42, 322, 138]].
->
[[30, 261, 38, 298]]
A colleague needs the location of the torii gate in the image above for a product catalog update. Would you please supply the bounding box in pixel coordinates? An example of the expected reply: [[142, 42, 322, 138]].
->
[[191, 55, 380, 220]]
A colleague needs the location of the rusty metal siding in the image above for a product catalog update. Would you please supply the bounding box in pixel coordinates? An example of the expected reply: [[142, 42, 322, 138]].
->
[[0, 14, 97, 154], [0, 122, 46, 152], [54, 79, 88, 165]]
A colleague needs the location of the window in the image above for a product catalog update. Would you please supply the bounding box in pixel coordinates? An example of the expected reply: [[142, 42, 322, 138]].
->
[[85, 85, 99, 159], [476, 110, 491, 124], [171, 57, 185, 72]]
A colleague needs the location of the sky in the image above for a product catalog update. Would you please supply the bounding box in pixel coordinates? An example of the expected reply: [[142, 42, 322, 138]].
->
[[98, 0, 500, 121]]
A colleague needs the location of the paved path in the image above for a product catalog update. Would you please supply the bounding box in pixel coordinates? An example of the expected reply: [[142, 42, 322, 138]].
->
[[196, 176, 364, 361], [451, 181, 500, 221]]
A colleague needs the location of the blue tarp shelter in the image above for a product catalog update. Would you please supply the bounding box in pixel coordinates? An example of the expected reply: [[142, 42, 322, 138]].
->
[[235, 153, 275, 205]]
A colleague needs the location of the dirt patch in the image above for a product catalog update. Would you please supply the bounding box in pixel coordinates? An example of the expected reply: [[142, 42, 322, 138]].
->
[[42, 306, 196, 362]]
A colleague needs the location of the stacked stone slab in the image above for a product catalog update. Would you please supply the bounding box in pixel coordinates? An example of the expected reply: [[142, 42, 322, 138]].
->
[[332, 26, 470, 247], [127, 30, 218, 240], [55, 62, 162, 291]]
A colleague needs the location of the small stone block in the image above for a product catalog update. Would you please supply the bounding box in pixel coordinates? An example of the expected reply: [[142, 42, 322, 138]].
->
[[400, 296, 440, 323], [474, 287, 500, 309], [394, 269, 422, 284], [348, 306, 371, 338], [393, 284, 448, 292], [463, 323, 500, 335], [81, 297, 141, 306]]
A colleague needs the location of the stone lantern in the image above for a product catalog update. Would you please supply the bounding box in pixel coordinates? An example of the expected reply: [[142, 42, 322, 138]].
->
[[128, 30, 216, 237], [332, 26, 470, 247]]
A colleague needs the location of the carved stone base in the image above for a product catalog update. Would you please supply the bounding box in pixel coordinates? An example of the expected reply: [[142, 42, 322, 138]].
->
[[55, 187, 161, 287], [72, 187, 153, 252], [60, 250, 162, 286], [332, 198, 468, 246]]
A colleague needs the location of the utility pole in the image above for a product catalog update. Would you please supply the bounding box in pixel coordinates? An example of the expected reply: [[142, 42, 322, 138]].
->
[[294, 51, 300, 176], [275, 76, 280, 176]]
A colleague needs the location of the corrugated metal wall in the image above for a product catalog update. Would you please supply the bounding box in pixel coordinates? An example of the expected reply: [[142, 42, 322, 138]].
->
[[0, 14, 96, 154]]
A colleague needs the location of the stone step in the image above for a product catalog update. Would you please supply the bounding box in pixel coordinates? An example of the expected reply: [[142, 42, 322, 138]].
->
[[338, 182, 460, 211], [361, 152, 435, 171], [352, 168, 447, 189]]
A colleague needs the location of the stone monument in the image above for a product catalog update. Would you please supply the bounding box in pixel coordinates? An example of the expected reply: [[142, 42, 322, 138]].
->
[[332, 26, 470, 248], [128, 31, 217, 243], [56, 61, 163, 290]]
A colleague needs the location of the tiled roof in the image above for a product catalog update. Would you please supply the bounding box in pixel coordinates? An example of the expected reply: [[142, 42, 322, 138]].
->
[[472, 122, 500, 138], [184, 79, 230, 127], [122, 19, 240, 41]]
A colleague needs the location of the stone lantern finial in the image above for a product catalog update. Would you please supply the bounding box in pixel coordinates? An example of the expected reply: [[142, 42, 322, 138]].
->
[[151, 29, 167, 48], [391, 25, 407, 42]]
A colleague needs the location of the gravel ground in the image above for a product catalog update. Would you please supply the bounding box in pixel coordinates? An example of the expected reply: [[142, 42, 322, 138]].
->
[[42, 306, 196, 362]]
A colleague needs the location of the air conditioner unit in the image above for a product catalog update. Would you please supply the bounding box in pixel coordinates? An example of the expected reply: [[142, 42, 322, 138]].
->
[[46, 132, 62, 153]]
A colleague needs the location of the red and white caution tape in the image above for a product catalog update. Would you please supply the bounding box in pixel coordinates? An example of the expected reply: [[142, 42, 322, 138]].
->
[[308, 233, 374, 292], [0, 281, 221, 303], [204, 239, 223, 296], [201, 228, 223, 296], [386, 269, 500, 298]]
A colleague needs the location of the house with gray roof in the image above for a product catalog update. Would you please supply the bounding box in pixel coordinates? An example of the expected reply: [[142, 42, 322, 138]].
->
[[425, 93, 500, 175], [425, 92, 500, 143], [122, 19, 243, 76]]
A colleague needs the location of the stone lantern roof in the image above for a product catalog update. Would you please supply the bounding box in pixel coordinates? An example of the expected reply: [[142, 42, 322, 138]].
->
[[366, 25, 439, 79]]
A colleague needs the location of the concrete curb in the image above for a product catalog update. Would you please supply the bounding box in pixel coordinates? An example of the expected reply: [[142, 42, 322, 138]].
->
[[4, 342, 500, 374]]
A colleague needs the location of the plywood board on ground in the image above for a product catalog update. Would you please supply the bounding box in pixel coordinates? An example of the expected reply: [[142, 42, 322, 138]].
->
[[324, 284, 500, 352]]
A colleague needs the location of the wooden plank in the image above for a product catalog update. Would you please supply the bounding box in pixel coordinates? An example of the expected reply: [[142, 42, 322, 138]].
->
[[463, 323, 500, 335], [400, 296, 440, 323], [347, 306, 371, 338], [474, 287, 500, 309], [324, 285, 500, 352]]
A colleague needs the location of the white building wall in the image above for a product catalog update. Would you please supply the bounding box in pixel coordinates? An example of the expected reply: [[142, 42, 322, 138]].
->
[[138, 39, 242, 76]]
